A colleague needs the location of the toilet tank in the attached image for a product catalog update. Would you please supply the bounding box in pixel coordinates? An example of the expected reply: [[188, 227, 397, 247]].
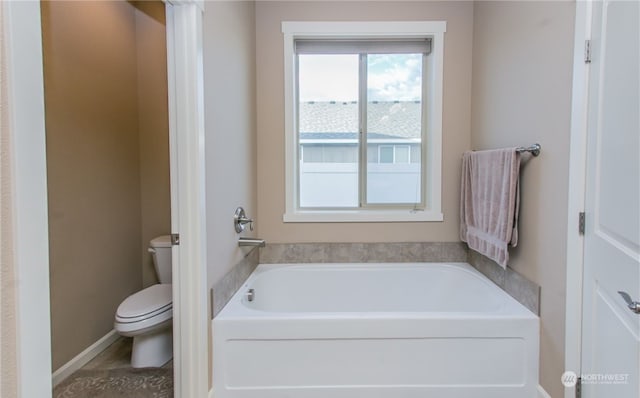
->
[[150, 235, 173, 284]]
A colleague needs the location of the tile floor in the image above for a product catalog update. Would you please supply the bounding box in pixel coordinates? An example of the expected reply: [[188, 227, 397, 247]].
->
[[52, 337, 173, 398], [81, 337, 173, 371]]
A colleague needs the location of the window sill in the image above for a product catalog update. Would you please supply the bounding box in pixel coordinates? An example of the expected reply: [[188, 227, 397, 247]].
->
[[283, 209, 444, 223]]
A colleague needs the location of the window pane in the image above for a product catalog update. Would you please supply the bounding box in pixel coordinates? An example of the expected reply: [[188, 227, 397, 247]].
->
[[298, 54, 359, 208], [395, 145, 410, 163], [366, 54, 422, 204], [379, 146, 394, 163]]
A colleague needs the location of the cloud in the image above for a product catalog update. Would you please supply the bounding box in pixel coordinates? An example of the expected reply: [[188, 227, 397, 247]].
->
[[368, 54, 422, 101], [298, 53, 422, 102], [298, 55, 359, 102]]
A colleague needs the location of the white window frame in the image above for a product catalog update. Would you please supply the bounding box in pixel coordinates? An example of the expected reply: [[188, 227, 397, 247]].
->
[[282, 21, 445, 223]]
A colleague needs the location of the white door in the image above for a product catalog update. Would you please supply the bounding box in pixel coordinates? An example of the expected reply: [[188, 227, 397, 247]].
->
[[581, 0, 640, 397]]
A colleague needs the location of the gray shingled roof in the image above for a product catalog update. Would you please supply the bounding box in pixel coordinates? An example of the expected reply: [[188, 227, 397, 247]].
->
[[300, 132, 400, 140], [299, 101, 421, 139]]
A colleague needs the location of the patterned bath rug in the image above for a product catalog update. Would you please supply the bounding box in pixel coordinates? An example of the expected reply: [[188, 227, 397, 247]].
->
[[53, 367, 173, 398]]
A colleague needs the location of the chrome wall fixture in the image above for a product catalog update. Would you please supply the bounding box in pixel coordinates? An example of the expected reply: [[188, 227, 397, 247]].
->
[[234, 207, 254, 233], [234, 207, 266, 247], [238, 237, 266, 247]]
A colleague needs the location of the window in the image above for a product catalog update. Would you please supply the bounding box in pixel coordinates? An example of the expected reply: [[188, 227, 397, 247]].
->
[[378, 145, 411, 164], [283, 22, 445, 222], [378, 146, 395, 164]]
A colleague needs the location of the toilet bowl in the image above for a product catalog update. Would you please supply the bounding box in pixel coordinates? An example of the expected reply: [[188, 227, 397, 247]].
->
[[114, 235, 173, 368]]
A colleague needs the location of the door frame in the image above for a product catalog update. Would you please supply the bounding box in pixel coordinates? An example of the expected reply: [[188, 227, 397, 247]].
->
[[3, 0, 210, 396], [165, 1, 210, 397], [2, 1, 52, 397], [564, 1, 592, 397]]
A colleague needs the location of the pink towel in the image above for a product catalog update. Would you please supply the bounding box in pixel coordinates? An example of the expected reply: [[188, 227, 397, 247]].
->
[[460, 148, 520, 268]]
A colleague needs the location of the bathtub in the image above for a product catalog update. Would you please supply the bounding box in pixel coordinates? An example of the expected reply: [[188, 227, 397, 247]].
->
[[213, 262, 539, 398]]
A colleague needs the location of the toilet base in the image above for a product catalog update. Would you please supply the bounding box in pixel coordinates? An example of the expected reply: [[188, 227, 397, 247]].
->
[[131, 327, 173, 368]]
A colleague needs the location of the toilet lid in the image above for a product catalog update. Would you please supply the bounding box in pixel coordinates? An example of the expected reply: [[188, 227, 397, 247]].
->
[[150, 235, 172, 248], [117, 284, 172, 320]]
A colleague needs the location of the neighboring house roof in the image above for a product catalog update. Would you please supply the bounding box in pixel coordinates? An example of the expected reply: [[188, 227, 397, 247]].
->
[[299, 101, 421, 139], [300, 132, 403, 140]]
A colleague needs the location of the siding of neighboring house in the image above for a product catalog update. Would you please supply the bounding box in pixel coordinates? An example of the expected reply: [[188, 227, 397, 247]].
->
[[301, 143, 420, 164], [299, 101, 422, 164], [298, 99, 423, 205], [302, 144, 358, 163]]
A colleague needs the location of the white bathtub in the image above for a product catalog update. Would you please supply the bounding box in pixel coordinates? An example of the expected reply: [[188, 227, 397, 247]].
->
[[213, 263, 539, 398]]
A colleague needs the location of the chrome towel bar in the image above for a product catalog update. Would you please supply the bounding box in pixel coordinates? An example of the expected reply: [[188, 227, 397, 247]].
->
[[515, 143, 541, 157]]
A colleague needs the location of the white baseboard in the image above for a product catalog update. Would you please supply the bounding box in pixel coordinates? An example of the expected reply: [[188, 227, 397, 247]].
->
[[52, 329, 120, 387], [538, 384, 553, 398]]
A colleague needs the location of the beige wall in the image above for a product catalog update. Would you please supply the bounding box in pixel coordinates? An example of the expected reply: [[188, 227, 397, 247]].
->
[[254, 2, 576, 394], [203, 1, 257, 289], [0, 2, 18, 394], [470, 2, 575, 396], [133, 1, 171, 287], [255, 1, 474, 243], [43, 0, 142, 370], [42, 0, 170, 370]]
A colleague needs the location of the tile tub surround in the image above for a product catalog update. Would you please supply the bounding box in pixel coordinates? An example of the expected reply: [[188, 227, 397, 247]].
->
[[468, 250, 540, 315], [211, 242, 539, 318], [211, 248, 259, 317], [259, 242, 468, 264]]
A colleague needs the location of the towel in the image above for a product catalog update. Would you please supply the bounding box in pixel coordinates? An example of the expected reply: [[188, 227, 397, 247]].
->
[[460, 148, 521, 268]]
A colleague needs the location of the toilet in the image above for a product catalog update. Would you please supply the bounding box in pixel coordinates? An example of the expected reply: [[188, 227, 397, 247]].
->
[[115, 235, 173, 368]]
